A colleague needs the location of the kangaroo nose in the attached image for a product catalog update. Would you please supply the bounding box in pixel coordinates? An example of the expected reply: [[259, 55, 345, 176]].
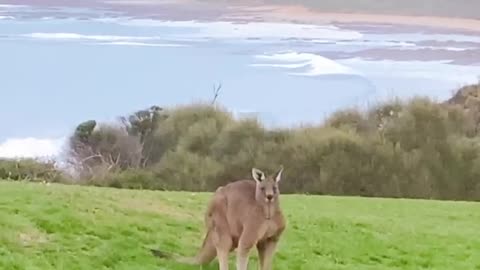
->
[[266, 195, 273, 200]]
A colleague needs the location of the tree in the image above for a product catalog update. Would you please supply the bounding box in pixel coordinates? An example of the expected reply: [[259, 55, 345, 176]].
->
[[119, 105, 166, 167], [66, 122, 142, 179]]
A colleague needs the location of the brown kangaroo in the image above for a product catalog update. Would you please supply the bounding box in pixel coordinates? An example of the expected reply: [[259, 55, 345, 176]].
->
[[180, 166, 286, 270]]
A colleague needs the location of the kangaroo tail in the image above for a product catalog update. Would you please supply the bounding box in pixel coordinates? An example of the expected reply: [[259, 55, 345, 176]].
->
[[177, 229, 216, 265], [149, 248, 197, 264], [150, 229, 216, 265], [152, 190, 221, 265]]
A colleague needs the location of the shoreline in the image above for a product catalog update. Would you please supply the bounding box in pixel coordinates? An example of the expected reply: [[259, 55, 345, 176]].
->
[[94, 1, 480, 33], [2, 0, 480, 33]]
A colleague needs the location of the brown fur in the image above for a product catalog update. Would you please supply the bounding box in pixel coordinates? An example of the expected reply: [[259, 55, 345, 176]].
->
[[182, 166, 286, 270]]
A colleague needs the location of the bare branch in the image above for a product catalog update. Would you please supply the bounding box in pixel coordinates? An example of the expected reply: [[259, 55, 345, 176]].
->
[[80, 154, 103, 164], [211, 82, 222, 106]]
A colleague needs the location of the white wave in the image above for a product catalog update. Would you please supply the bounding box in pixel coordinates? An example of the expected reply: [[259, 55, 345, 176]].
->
[[441, 47, 472, 52], [0, 15, 14, 20], [24, 32, 157, 41], [336, 40, 416, 47], [251, 62, 309, 69], [0, 137, 65, 159], [336, 39, 475, 51], [400, 46, 474, 52], [0, 4, 26, 9], [22, 32, 187, 47], [252, 52, 360, 76], [387, 33, 480, 44], [339, 57, 480, 84], [310, 39, 335, 44], [102, 18, 363, 41], [98, 41, 186, 47]]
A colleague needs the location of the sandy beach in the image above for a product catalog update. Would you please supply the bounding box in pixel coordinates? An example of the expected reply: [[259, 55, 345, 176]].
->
[[2, 0, 480, 33], [97, 0, 480, 33], [225, 5, 480, 33]]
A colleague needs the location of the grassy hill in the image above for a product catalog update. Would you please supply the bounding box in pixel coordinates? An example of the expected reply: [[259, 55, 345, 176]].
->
[[0, 181, 479, 270]]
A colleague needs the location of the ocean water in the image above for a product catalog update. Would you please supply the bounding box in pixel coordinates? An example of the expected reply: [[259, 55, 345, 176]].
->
[[1, 3, 480, 146]]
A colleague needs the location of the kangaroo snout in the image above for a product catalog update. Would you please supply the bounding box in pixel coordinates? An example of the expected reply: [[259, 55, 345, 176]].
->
[[266, 194, 273, 201]]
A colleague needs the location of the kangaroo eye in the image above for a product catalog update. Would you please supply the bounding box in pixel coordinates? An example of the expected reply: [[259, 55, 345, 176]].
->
[[260, 187, 266, 191], [273, 187, 277, 193]]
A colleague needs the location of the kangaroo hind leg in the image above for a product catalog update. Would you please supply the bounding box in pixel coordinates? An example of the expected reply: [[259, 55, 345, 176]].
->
[[256, 239, 278, 270], [213, 229, 232, 270], [194, 229, 217, 265]]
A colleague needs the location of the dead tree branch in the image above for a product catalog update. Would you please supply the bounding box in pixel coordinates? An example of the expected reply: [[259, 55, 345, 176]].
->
[[211, 82, 222, 106]]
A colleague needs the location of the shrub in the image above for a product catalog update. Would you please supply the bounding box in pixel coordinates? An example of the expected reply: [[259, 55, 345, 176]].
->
[[154, 150, 223, 191], [85, 169, 156, 189], [60, 83, 480, 201], [0, 158, 66, 183]]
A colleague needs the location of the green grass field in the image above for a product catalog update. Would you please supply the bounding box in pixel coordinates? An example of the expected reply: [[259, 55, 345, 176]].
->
[[0, 181, 479, 270]]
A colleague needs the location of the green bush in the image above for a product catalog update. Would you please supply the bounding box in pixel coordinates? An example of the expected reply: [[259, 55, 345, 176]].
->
[[85, 169, 157, 190], [155, 103, 233, 154], [61, 83, 480, 201], [0, 158, 66, 183], [154, 150, 223, 191]]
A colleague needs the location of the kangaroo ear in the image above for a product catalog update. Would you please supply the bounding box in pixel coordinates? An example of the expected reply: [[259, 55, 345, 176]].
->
[[275, 165, 284, 183], [252, 168, 265, 182]]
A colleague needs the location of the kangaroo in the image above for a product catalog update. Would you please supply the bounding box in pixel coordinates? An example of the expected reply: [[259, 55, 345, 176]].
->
[[180, 166, 286, 270]]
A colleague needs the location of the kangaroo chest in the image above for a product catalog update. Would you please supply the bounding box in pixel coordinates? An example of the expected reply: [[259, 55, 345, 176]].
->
[[258, 219, 279, 241]]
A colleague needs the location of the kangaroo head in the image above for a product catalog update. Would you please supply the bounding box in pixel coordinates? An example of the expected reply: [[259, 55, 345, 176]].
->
[[251, 166, 283, 204]]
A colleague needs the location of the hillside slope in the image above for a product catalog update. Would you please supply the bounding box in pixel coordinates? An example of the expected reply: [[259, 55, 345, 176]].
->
[[0, 181, 479, 269]]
